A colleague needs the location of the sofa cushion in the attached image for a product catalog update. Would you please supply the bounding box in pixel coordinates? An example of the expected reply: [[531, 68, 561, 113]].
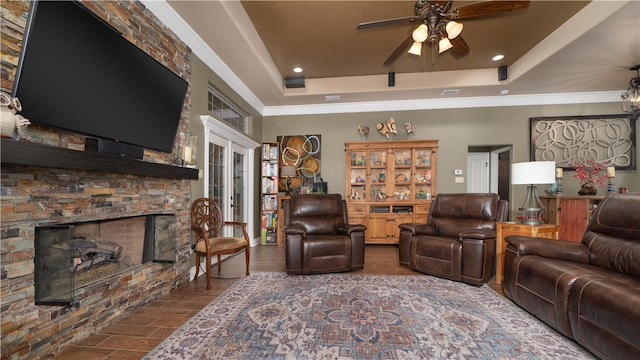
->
[[582, 193, 640, 278], [568, 277, 640, 360], [411, 236, 462, 280], [509, 256, 593, 337], [583, 231, 640, 278], [431, 193, 500, 237], [288, 194, 345, 235], [303, 235, 351, 274]]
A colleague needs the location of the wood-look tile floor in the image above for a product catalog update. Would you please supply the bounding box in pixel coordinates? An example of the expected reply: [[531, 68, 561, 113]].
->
[[53, 245, 504, 359]]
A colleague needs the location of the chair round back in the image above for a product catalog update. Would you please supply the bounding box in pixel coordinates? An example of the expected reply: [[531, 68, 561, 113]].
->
[[191, 198, 223, 238]]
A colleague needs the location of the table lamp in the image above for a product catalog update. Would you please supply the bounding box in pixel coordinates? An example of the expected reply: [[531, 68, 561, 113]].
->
[[511, 161, 556, 226], [280, 165, 297, 195]]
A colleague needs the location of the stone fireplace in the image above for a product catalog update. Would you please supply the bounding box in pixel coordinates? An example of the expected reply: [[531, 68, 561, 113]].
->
[[33, 214, 177, 306], [0, 1, 195, 359]]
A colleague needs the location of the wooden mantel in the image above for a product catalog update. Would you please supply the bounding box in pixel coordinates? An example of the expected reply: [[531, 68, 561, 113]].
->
[[1, 138, 199, 180]]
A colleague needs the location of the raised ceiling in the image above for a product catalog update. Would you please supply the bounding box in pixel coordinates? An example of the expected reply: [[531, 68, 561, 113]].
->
[[164, 0, 640, 113]]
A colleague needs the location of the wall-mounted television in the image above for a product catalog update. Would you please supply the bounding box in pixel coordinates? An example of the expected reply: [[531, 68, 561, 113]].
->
[[13, 0, 188, 154]]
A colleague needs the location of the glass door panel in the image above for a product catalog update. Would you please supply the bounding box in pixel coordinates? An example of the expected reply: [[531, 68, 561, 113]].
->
[[369, 150, 387, 201], [208, 142, 225, 208], [393, 149, 412, 201], [348, 150, 367, 201], [231, 146, 246, 237], [414, 149, 433, 200]]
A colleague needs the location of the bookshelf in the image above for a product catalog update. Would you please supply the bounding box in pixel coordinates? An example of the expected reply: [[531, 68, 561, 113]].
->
[[261, 143, 280, 245]]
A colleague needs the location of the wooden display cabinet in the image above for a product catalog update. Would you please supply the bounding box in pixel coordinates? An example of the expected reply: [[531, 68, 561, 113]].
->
[[539, 195, 604, 242], [345, 140, 438, 244]]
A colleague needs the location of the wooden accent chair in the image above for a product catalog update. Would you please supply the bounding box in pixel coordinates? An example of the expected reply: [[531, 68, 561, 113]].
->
[[190, 198, 250, 289]]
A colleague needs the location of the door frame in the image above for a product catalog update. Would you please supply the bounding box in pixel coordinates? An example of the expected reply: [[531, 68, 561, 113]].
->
[[200, 115, 260, 244]]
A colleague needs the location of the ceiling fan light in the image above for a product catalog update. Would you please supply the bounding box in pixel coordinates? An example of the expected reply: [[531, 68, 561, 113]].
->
[[445, 21, 463, 39], [412, 24, 429, 43], [438, 38, 453, 54], [408, 41, 423, 56]]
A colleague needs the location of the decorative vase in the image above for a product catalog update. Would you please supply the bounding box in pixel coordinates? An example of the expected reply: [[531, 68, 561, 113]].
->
[[578, 184, 598, 196]]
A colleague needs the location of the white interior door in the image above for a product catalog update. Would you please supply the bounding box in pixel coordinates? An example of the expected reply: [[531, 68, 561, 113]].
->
[[467, 153, 490, 193]]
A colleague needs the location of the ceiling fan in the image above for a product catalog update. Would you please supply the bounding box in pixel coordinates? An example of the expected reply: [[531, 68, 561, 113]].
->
[[357, 0, 531, 65]]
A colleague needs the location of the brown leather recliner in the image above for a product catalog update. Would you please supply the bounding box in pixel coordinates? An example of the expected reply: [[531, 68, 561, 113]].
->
[[283, 194, 366, 275], [398, 193, 507, 285], [504, 193, 640, 360]]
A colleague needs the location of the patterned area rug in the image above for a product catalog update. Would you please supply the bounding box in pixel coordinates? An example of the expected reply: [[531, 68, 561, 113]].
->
[[144, 272, 594, 360]]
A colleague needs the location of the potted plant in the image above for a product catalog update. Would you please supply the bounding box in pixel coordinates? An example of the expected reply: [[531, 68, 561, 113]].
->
[[574, 159, 607, 195]]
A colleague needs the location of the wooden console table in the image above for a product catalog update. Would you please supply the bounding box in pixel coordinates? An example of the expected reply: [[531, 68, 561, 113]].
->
[[496, 222, 559, 284]]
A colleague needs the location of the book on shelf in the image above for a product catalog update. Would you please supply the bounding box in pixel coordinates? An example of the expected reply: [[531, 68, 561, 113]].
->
[[262, 195, 278, 211], [262, 143, 278, 161], [261, 177, 277, 193], [261, 212, 277, 228], [260, 228, 277, 245]]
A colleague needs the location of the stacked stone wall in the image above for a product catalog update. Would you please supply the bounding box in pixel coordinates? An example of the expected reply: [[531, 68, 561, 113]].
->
[[0, 1, 193, 358]]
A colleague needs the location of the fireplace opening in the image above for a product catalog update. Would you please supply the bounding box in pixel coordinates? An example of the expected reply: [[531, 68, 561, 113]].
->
[[34, 214, 176, 306]]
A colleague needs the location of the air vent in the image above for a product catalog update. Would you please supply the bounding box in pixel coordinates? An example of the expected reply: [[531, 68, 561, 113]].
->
[[441, 89, 460, 96]]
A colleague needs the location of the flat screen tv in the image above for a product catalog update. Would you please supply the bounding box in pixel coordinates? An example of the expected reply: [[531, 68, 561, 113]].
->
[[13, 0, 188, 153]]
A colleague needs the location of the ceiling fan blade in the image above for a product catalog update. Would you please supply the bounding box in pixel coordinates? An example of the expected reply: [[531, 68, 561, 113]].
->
[[455, 0, 530, 20], [450, 36, 469, 57], [383, 33, 414, 65], [357, 16, 419, 30]]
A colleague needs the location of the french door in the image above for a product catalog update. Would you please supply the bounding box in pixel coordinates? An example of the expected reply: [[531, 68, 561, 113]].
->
[[200, 115, 259, 241]]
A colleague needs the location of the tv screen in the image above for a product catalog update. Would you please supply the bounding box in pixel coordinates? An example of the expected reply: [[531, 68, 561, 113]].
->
[[13, 1, 188, 153]]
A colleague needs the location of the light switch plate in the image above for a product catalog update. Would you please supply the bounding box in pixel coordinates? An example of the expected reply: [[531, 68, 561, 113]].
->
[[454, 176, 464, 184]]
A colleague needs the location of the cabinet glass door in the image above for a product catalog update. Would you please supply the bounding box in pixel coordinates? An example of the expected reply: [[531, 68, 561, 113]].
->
[[414, 149, 433, 200], [393, 149, 412, 200], [349, 150, 367, 201], [369, 150, 387, 201]]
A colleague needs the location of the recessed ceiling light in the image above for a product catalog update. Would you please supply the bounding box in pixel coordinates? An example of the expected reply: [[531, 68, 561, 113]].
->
[[492, 55, 504, 61], [293, 67, 303, 73], [499, 89, 509, 95], [325, 95, 341, 102]]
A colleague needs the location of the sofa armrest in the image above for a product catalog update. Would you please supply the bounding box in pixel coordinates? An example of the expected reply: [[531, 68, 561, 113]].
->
[[337, 223, 366, 235], [398, 223, 437, 235], [459, 229, 496, 241], [506, 236, 589, 263], [284, 224, 307, 237]]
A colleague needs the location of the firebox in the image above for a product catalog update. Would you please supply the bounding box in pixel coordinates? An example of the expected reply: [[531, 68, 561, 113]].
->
[[34, 214, 176, 305]]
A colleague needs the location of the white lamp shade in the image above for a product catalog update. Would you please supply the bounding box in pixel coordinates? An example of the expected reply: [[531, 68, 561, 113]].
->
[[280, 165, 297, 177], [408, 41, 423, 56], [511, 161, 556, 185], [412, 24, 429, 43], [438, 38, 453, 54], [445, 21, 463, 39]]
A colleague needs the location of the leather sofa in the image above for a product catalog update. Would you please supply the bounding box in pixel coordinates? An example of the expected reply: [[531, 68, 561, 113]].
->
[[503, 193, 640, 360], [283, 194, 366, 275], [399, 193, 507, 285]]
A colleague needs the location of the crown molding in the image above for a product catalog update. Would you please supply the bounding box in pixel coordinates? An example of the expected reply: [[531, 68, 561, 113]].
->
[[262, 91, 624, 117]]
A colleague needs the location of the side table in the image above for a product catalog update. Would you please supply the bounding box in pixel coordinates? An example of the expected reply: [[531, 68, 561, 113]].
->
[[496, 222, 559, 284]]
